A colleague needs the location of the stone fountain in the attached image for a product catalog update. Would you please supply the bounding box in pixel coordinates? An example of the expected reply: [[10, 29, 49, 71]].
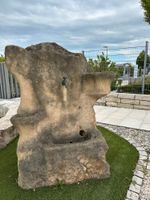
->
[[5, 43, 113, 189]]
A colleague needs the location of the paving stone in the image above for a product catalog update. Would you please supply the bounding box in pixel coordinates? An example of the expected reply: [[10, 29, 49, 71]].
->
[[136, 147, 145, 151], [147, 162, 150, 170], [132, 176, 143, 186], [139, 151, 148, 157], [127, 190, 139, 200], [139, 155, 148, 161], [135, 164, 145, 172], [129, 183, 141, 194], [138, 160, 147, 167], [134, 170, 144, 178]]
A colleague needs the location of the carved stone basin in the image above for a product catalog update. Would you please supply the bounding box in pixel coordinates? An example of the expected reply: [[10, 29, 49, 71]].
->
[[5, 43, 113, 189]]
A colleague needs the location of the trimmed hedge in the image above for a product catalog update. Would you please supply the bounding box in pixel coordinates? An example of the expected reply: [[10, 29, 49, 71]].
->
[[117, 84, 150, 94]]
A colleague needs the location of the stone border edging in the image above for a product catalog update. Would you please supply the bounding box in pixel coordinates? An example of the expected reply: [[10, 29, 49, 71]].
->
[[0, 99, 19, 149], [97, 122, 150, 200], [97, 92, 150, 110]]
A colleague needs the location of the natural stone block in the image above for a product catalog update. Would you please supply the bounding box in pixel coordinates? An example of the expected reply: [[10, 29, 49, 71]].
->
[[140, 100, 150, 106], [106, 96, 120, 103], [121, 99, 138, 105], [135, 94, 150, 101], [118, 103, 133, 109], [18, 138, 110, 189], [106, 102, 118, 107], [118, 93, 135, 99], [5, 43, 113, 189], [134, 105, 150, 110]]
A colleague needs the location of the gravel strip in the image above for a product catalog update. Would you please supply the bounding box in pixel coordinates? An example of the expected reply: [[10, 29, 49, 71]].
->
[[97, 122, 150, 200]]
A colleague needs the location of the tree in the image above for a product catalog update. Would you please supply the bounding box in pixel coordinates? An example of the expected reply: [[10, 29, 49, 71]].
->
[[88, 52, 123, 78], [0, 54, 5, 62], [136, 50, 150, 75], [141, 0, 150, 24], [88, 52, 116, 72], [88, 53, 123, 90]]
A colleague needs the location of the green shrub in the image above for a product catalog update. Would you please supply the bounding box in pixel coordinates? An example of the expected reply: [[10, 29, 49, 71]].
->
[[117, 84, 150, 94], [111, 81, 117, 91], [134, 76, 150, 85], [0, 55, 5, 62]]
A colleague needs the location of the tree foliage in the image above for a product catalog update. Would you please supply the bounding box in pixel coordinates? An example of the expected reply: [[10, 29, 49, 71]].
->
[[141, 0, 150, 24], [136, 50, 150, 75], [88, 53, 124, 90], [0, 55, 5, 62], [88, 52, 123, 78]]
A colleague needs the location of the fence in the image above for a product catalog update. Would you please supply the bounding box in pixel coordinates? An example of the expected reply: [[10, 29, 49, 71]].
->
[[0, 42, 150, 98], [0, 62, 20, 99], [83, 45, 149, 64]]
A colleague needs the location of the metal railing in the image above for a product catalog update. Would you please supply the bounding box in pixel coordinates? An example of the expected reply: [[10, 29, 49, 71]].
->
[[0, 62, 20, 99]]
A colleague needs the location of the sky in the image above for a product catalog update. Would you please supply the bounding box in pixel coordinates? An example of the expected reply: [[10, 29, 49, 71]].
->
[[0, 0, 150, 57]]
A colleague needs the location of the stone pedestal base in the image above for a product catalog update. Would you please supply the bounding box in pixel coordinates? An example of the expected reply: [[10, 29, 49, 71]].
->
[[18, 137, 110, 189]]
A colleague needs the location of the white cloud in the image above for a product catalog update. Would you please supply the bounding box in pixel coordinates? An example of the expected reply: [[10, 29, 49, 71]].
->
[[0, 0, 149, 58]]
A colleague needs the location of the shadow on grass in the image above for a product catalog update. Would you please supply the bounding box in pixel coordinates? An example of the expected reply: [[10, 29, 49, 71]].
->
[[0, 126, 139, 200]]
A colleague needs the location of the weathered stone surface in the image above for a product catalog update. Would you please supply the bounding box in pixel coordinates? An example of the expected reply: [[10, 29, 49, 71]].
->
[[0, 126, 18, 149], [5, 43, 113, 189]]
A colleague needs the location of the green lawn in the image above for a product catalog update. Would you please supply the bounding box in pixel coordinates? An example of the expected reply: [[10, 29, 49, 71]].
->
[[0, 126, 139, 200]]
